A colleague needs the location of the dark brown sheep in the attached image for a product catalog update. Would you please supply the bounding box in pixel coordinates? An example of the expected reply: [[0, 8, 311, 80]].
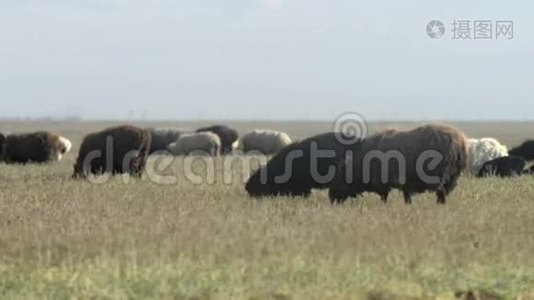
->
[[246, 132, 357, 198], [73, 125, 151, 178], [2, 131, 68, 164], [329, 124, 468, 204]]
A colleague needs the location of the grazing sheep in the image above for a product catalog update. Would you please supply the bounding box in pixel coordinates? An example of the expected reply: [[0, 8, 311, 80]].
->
[[509, 140, 534, 161], [240, 130, 292, 155], [2, 131, 70, 164], [246, 132, 357, 198], [73, 125, 151, 178], [329, 124, 468, 205], [467, 138, 509, 175], [147, 128, 189, 154], [167, 132, 221, 156], [476, 155, 526, 178], [196, 125, 238, 155]]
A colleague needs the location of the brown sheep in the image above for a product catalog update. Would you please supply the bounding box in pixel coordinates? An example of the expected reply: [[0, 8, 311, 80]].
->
[[73, 125, 151, 178], [329, 124, 468, 204]]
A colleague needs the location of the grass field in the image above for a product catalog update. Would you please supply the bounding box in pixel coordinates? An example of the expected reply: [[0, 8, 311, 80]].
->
[[1, 121, 534, 299]]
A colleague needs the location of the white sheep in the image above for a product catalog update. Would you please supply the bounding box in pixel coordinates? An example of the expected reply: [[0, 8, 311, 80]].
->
[[240, 129, 292, 155], [467, 137, 509, 175], [167, 132, 221, 156]]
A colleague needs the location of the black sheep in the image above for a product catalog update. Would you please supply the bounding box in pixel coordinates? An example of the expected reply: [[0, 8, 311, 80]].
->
[[476, 156, 526, 177], [245, 132, 356, 198], [509, 140, 534, 161]]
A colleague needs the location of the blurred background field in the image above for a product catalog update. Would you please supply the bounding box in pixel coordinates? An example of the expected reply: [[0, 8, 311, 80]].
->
[[0, 121, 534, 299]]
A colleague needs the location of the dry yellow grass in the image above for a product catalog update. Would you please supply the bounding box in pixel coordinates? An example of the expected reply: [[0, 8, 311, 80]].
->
[[1, 121, 534, 299]]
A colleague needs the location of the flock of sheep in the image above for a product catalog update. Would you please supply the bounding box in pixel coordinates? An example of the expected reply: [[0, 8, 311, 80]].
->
[[1, 123, 534, 204], [148, 125, 292, 156]]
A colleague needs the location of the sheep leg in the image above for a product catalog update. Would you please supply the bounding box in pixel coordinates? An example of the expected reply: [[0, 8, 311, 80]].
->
[[330, 196, 348, 205], [291, 189, 311, 198], [131, 169, 143, 178], [436, 190, 447, 204], [403, 190, 412, 204], [444, 178, 458, 195], [331, 199, 342, 205], [379, 191, 389, 204], [329, 189, 349, 204]]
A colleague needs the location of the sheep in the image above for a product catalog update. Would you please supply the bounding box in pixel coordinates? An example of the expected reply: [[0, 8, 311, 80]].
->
[[467, 138, 509, 175], [240, 130, 292, 155], [2, 131, 70, 164], [147, 128, 190, 154], [73, 125, 151, 178], [167, 132, 221, 156], [329, 124, 468, 205], [509, 140, 534, 161], [476, 156, 526, 178], [246, 132, 356, 198], [196, 125, 238, 155]]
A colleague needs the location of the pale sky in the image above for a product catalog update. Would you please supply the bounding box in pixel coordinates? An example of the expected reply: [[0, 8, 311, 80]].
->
[[0, 0, 532, 120]]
